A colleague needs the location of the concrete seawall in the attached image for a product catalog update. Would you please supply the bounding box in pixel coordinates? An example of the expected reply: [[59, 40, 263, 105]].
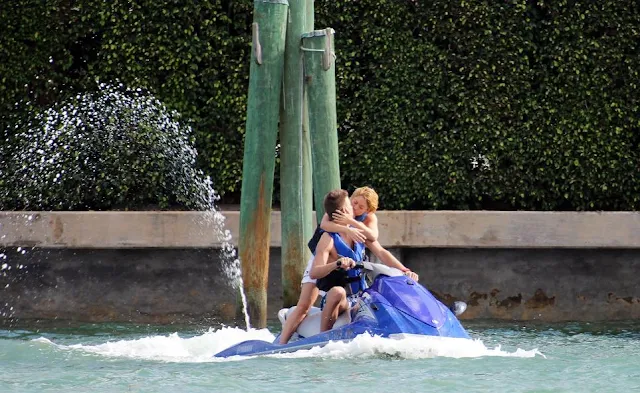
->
[[2, 210, 639, 249], [1, 211, 639, 324]]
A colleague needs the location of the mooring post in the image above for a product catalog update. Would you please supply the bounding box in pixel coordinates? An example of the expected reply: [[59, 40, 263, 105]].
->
[[239, 0, 289, 328], [279, 0, 315, 307], [302, 28, 341, 223]]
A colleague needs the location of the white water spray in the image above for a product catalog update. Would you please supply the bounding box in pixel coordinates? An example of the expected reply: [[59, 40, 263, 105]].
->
[[2, 83, 251, 328], [201, 210, 250, 329], [33, 328, 544, 362]]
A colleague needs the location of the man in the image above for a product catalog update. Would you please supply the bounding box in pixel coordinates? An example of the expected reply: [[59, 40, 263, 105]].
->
[[307, 189, 362, 331], [309, 189, 418, 332]]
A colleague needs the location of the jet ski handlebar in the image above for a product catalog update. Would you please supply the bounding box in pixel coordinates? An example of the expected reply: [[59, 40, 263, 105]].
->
[[354, 261, 405, 279]]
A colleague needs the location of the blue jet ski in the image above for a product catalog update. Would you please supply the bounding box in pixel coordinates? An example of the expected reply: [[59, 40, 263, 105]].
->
[[213, 262, 470, 358]]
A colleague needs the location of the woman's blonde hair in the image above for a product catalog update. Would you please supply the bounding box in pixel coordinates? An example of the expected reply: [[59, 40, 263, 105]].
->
[[352, 186, 379, 213]]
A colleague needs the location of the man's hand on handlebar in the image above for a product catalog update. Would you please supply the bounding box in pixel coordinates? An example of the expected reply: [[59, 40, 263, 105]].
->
[[338, 257, 356, 270]]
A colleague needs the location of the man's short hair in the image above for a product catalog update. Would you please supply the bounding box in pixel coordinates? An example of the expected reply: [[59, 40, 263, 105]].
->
[[324, 189, 349, 220]]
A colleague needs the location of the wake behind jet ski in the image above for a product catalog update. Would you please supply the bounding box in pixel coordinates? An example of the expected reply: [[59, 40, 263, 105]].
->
[[213, 262, 470, 358]]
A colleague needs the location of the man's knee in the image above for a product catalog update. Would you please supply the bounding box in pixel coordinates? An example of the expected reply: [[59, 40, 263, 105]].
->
[[326, 286, 346, 303], [329, 286, 346, 296]]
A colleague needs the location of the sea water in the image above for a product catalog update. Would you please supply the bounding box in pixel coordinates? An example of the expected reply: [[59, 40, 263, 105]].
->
[[1, 320, 639, 392]]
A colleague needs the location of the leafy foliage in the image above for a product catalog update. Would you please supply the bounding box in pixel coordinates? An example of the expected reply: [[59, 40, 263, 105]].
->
[[1, 0, 638, 210], [315, 0, 639, 210], [2, 83, 217, 210]]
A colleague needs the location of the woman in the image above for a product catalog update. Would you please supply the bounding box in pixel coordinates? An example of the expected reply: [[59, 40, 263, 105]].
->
[[320, 186, 415, 273], [278, 187, 416, 344], [328, 186, 379, 242]]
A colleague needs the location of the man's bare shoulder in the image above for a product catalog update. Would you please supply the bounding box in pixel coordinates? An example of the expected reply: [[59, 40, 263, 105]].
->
[[316, 232, 334, 249]]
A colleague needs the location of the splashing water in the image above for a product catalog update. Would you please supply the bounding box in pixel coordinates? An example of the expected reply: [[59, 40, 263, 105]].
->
[[6, 82, 213, 211], [2, 83, 251, 328], [0, 248, 29, 320], [32, 327, 543, 362], [201, 210, 251, 329], [9, 322, 640, 393], [0, 217, 30, 320]]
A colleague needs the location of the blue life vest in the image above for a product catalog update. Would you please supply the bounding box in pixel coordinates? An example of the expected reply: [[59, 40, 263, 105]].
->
[[328, 232, 365, 262], [316, 232, 367, 295], [355, 213, 368, 222], [307, 212, 368, 254]]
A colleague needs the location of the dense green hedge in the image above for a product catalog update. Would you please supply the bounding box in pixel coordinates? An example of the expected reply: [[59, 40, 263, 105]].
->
[[3, 83, 216, 210], [318, 0, 639, 210], [1, 0, 639, 210], [1, 0, 253, 208]]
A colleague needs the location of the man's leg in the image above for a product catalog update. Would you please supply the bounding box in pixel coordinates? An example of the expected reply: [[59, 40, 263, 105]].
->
[[279, 283, 319, 344], [320, 286, 348, 332]]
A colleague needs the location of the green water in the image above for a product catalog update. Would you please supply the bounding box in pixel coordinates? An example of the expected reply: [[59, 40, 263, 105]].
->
[[1, 320, 639, 393]]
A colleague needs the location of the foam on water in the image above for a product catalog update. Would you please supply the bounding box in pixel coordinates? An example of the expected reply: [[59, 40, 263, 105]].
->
[[268, 334, 545, 360], [33, 327, 544, 362], [33, 327, 274, 363]]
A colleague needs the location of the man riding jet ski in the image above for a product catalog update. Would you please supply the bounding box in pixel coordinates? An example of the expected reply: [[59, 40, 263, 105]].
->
[[213, 190, 470, 358], [279, 188, 420, 345], [214, 260, 470, 357]]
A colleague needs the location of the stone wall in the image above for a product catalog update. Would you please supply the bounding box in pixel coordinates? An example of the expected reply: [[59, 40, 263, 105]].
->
[[1, 211, 639, 324], [1, 248, 239, 324], [400, 248, 640, 321]]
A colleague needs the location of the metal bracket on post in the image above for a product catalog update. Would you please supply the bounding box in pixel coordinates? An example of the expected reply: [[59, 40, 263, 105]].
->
[[321, 27, 333, 71], [252, 22, 263, 65]]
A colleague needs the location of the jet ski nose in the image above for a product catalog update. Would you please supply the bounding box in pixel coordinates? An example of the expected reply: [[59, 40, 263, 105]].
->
[[450, 301, 468, 316]]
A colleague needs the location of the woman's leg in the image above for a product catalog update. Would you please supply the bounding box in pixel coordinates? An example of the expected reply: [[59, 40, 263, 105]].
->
[[320, 286, 348, 332], [278, 283, 319, 344]]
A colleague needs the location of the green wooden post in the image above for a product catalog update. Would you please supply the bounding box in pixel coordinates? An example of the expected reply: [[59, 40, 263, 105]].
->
[[239, 0, 289, 329], [305, 0, 314, 29], [302, 28, 341, 224], [279, 0, 315, 307]]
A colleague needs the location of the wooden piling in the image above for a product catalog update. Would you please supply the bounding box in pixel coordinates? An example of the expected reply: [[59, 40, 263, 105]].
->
[[278, 0, 315, 308], [302, 28, 341, 224], [239, 0, 289, 328]]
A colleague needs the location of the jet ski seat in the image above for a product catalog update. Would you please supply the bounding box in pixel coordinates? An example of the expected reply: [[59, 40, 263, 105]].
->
[[278, 306, 352, 339]]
